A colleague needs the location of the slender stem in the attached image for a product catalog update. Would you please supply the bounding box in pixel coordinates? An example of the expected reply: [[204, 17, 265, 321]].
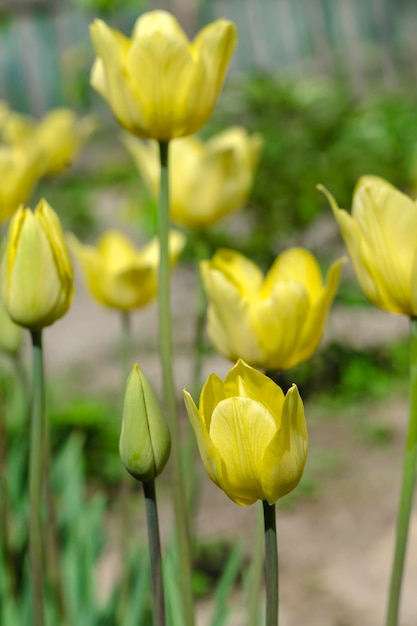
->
[[386, 316, 417, 626], [143, 479, 166, 626], [247, 505, 264, 626], [118, 310, 135, 624], [29, 330, 46, 626], [191, 235, 210, 401], [184, 235, 210, 523], [44, 426, 71, 626], [158, 140, 194, 626], [0, 392, 17, 597], [120, 311, 132, 386], [263, 500, 278, 626]]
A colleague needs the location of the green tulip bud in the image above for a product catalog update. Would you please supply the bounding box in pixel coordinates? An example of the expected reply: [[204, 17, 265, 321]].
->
[[119, 364, 171, 482]]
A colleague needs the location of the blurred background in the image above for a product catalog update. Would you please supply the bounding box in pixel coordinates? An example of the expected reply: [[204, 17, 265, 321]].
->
[[2, 1, 417, 625]]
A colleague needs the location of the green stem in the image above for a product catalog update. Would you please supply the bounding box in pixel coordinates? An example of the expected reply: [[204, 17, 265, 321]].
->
[[247, 505, 264, 626], [386, 316, 417, 626], [190, 235, 210, 401], [0, 393, 17, 597], [263, 500, 278, 626], [44, 426, 71, 626], [120, 311, 132, 386], [158, 140, 194, 626], [143, 479, 166, 626], [29, 330, 46, 626]]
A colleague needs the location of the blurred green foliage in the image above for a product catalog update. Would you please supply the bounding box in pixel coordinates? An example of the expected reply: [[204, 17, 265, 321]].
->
[[207, 75, 417, 258]]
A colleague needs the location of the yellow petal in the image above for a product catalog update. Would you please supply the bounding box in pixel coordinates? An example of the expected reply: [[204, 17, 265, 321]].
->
[[90, 20, 148, 134], [261, 385, 308, 504], [251, 281, 310, 371], [209, 396, 277, 505], [263, 247, 324, 302], [183, 388, 222, 487], [224, 359, 285, 423], [201, 259, 264, 364]]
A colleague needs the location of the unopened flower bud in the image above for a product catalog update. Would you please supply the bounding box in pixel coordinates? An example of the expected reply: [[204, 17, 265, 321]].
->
[[120, 364, 171, 482]]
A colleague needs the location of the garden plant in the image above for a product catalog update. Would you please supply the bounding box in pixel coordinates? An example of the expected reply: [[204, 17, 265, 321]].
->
[[0, 7, 417, 626]]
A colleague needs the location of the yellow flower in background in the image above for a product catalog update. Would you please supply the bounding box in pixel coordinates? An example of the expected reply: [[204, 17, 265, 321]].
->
[[120, 363, 171, 482], [90, 10, 237, 140], [1, 200, 74, 330], [0, 295, 23, 356], [320, 176, 417, 317], [1, 108, 94, 177], [183, 359, 308, 506], [0, 146, 41, 223], [201, 248, 344, 371], [124, 127, 263, 229], [69, 229, 185, 311]]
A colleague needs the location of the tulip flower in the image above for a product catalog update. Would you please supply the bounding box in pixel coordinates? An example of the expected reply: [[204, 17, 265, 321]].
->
[[183, 359, 308, 505], [201, 248, 344, 371], [90, 10, 237, 140], [69, 229, 185, 311], [124, 127, 263, 229], [1, 200, 74, 329], [120, 363, 171, 481], [0, 146, 41, 223], [1, 108, 94, 177], [320, 176, 417, 316]]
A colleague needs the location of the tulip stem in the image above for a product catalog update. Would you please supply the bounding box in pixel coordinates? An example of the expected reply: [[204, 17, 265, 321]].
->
[[263, 500, 278, 626], [29, 329, 46, 626], [386, 316, 417, 626], [247, 504, 264, 626], [143, 479, 166, 626], [121, 310, 132, 385], [158, 140, 194, 626]]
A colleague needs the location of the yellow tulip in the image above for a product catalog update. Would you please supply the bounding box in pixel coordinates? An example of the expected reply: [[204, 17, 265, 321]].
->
[[183, 359, 308, 505], [69, 229, 185, 311], [120, 363, 171, 481], [1, 108, 94, 177], [320, 176, 417, 316], [201, 248, 344, 371], [90, 10, 237, 140], [1, 200, 74, 330], [123, 127, 263, 229], [0, 146, 41, 223]]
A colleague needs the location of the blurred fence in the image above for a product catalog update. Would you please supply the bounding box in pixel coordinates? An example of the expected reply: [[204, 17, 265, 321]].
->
[[1, 0, 417, 114]]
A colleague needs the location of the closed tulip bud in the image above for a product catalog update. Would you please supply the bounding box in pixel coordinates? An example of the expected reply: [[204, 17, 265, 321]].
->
[[123, 127, 263, 230], [68, 229, 185, 311], [1, 200, 74, 330], [120, 364, 171, 481], [90, 11, 237, 140], [0, 146, 41, 223], [320, 177, 417, 317], [201, 248, 344, 371], [184, 360, 308, 505], [0, 296, 22, 356]]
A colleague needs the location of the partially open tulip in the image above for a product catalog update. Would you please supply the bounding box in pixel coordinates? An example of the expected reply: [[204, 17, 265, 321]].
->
[[90, 10, 237, 140], [120, 363, 171, 481], [69, 229, 185, 311], [0, 146, 41, 223], [1, 108, 94, 177], [201, 248, 344, 371], [320, 176, 417, 316], [1, 200, 74, 329], [124, 127, 263, 229], [183, 359, 308, 505]]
